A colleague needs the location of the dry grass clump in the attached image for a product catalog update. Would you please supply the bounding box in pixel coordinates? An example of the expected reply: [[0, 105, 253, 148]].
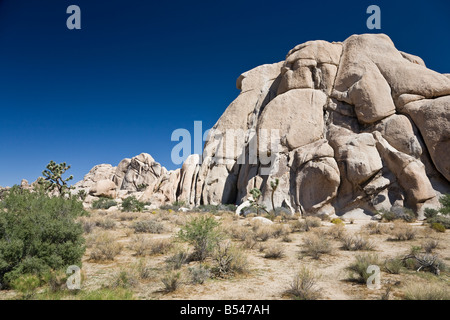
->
[[227, 224, 249, 241], [161, 271, 183, 293], [88, 232, 123, 261], [131, 219, 166, 234], [327, 224, 346, 239], [340, 234, 375, 251], [346, 253, 380, 283], [114, 212, 138, 221], [128, 235, 173, 256], [255, 226, 274, 241], [422, 239, 439, 254], [109, 269, 139, 289], [213, 241, 249, 277], [271, 224, 291, 238], [304, 217, 322, 231], [389, 221, 417, 241], [79, 217, 96, 234], [284, 267, 322, 300], [301, 231, 332, 259], [364, 222, 390, 235], [241, 233, 258, 249], [403, 282, 450, 300], [263, 243, 285, 259], [95, 218, 116, 230], [188, 265, 211, 285]]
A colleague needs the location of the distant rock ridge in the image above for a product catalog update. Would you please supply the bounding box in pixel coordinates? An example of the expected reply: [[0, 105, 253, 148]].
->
[[74, 33, 450, 218]]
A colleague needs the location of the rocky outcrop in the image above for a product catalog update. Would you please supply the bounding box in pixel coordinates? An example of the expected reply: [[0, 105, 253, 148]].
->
[[75, 34, 449, 218]]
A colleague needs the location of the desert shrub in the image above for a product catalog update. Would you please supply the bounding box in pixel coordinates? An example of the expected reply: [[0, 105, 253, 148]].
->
[[422, 239, 439, 253], [43, 269, 68, 293], [88, 232, 122, 261], [380, 207, 415, 222], [136, 183, 149, 192], [227, 224, 248, 241], [431, 222, 446, 233], [403, 252, 445, 275], [340, 234, 375, 251], [242, 233, 257, 249], [92, 197, 117, 210], [0, 187, 85, 288], [263, 244, 285, 259], [131, 219, 165, 234], [129, 235, 151, 256], [389, 221, 417, 241], [165, 250, 190, 269], [289, 220, 305, 233], [424, 208, 439, 219], [281, 234, 293, 243], [346, 254, 380, 283], [121, 196, 147, 213], [213, 241, 248, 276], [177, 215, 222, 261], [364, 222, 390, 235], [331, 218, 344, 225], [284, 267, 322, 300], [304, 217, 321, 231], [80, 218, 96, 234], [96, 218, 116, 230], [150, 238, 173, 255], [11, 274, 41, 299], [110, 269, 138, 289], [384, 257, 403, 274], [188, 265, 211, 284], [161, 271, 182, 293], [271, 224, 291, 238], [327, 224, 346, 239], [116, 212, 138, 221], [403, 282, 450, 300], [255, 226, 274, 241], [301, 233, 332, 259], [135, 259, 153, 280]]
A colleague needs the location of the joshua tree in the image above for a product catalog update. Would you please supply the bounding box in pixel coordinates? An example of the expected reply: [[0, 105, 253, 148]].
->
[[39, 161, 73, 195], [249, 188, 267, 215], [270, 178, 279, 212]]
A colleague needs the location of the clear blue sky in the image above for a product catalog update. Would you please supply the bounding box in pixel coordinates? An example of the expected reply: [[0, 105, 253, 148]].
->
[[0, 0, 449, 187]]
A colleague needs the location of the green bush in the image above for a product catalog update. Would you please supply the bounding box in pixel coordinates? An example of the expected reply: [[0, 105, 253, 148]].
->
[[428, 216, 450, 229], [346, 253, 380, 284], [431, 223, 445, 233], [177, 215, 222, 261], [121, 196, 147, 212], [92, 197, 117, 210], [0, 187, 86, 288]]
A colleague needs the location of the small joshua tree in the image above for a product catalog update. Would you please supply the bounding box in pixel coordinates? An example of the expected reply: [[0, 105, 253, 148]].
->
[[270, 178, 279, 212], [249, 188, 267, 216], [39, 161, 73, 195]]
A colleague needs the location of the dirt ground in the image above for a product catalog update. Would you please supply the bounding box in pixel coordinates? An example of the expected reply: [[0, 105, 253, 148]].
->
[[3, 209, 450, 300]]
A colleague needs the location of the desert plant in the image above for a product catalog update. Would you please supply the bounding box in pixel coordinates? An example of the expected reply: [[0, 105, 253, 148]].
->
[[304, 216, 321, 231], [136, 183, 149, 192], [129, 235, 152, 256], [403, 282, 450, 300], [177, 215, 222, 261], [135, 259, 153, 280], [0, 187, 85, 288], [255, 226, 274, 241], [270, 178, 279, 211], [346, 253, 380, 284], [39, 161, 74, 195], [188, 265, 211, 285], [431, 222, 446, 233], [327, 224, 346, 239], [80, 218, 96, 234], [384, 257, 403, 274], [249, 188, 267, 215], [331, 218, 344, 225], [131, 219, 165, 234], [96, 218, 116, 230], [284, 267, 322, 300], [301, 232, 332, 259], [271, 224, 291, 238], [110, 269, 138, 289], [161, 271, 182, 293], [422, 239, 439, 253], [165, 250, 190, 269], [389, 221, 417, 241], [364, 222, 390, 235], [11, 274, 41, 299], [78, 288, 134, 300], [121, 196, 147, 212], [88, 232, 122, 261], [263, 244, 285, 259], [212, 241, 248, 276], [92, 197, 117, 210], [340, 234, 375, 251]]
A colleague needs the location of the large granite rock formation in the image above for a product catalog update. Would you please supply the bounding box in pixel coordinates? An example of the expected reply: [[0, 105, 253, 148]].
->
[[75, 34, 449, 218]]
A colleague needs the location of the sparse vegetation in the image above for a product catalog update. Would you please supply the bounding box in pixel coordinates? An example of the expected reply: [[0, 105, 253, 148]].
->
[[263, 244, 285, 259], [403, 282, 450, 300], [284, 267, 322, 300], [131, 219, 165, 234], [301, 232, 332, 259], [88, 232, 123, 261], [389, 221, 417, 241], [92, 197, 117, 210], [122, 196, 147, 212], [340, 234, 375, 251], [346, 254, 380, 284]]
